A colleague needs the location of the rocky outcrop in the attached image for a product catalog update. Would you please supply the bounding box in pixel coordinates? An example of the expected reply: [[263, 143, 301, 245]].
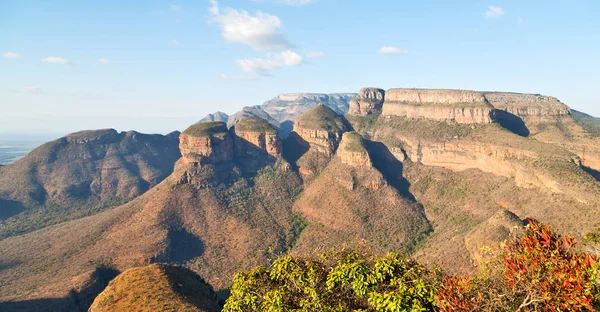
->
[[293, 104, 349, 157], [179, 122, 233, 165], [382, 88, 495, 123], [334, 132, 385, 190], [484, 92, 571, 122], [337, 132, 372, 168], [348, 88, 385, 116], [233, 118, 282, 158]]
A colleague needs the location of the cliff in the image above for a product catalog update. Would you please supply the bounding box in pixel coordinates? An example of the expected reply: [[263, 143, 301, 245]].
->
[[484, 92, 571, 122], [179, 122, 233, 165], [233, 118, 283, 172], [226, 106, 280, 130], [381, 88, 495, 123], [348, 88, 385, 116], [293, 104, 349, 157]]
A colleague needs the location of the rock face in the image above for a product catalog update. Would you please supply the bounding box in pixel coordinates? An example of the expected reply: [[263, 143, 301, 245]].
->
[[179, 122, 233, 165], [348, 88, 385, 116], [337, 132, 372, 168], [382, 88, 495, 123], [484, 92, 571, 122], [293, 104, 349, 157], [198, 111, 229, 124], [233, 118, 282, 158]]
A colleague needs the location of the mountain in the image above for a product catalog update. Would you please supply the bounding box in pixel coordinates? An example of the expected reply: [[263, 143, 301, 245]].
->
[[198, 112, 229, 124], [0, 129, 181, 239], [89, 264, 220, 312], [0, 87, 598, 311], [261, 92, 357, 122]]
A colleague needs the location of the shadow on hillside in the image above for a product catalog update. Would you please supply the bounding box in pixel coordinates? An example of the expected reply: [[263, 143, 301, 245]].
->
[[282, 132, 310, 171], [0, 199, 25, 219], [279, 121, 294, 139], [0, 266, 120, 312], [364, 141, 416, 201], [164, 228, 205, 263], [233, 136, 278, 175], [494, 110, 530, 137], [582, 166, 600, 182]]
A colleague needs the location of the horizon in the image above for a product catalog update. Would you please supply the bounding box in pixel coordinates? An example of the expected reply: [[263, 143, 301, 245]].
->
[[2, 0, 600, 135]]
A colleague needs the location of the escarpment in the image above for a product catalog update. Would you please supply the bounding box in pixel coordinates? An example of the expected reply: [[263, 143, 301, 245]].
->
[[348, 88, 385, 116], [381, 88, 495, 123], [484, 92, 571, 122], [233, 118, 283, 172]]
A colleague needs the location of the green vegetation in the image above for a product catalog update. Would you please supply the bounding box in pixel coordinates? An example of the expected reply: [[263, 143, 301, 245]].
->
[[340, 132, 367, 153], [234, 118, 278, 133], [224, 251, 440, 312], [183, 122, 229, 137], [225, 220, 600, 312], [572, 110, 600, 137], [296, 104, 348, 131]]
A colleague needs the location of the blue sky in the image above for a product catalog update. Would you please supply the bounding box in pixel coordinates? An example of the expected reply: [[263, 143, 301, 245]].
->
[[1, 0, 599, 136]]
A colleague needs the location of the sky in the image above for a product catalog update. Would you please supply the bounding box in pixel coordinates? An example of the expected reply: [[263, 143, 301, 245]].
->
[[1, 0, 599, 137]]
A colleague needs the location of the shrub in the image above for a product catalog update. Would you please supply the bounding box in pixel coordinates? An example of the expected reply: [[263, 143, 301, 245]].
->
[[436, 219, 599, 311], [223, 251, 441, 312]]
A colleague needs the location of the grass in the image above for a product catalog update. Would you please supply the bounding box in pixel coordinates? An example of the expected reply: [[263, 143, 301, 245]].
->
[[571, 110, 600, 137], [233, 118, 277, 133], [183, 122, 229, 137]]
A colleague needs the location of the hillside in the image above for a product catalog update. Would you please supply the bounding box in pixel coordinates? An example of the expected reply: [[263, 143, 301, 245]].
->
[[0, 87, 598, 311], [89, 264, 220, 312], [0, 129, 181, 239]]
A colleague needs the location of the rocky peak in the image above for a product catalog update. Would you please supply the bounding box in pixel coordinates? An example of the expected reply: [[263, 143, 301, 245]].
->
[[337, 132, 372, 168], [179, 122, 233, 165], [293, 104, 349, 156], [233, 118, 282, 158], [227, 106, 280, 129], [348, 88, 386, 116], [382, 88, 495, 123], [261, 92, 357, 122]]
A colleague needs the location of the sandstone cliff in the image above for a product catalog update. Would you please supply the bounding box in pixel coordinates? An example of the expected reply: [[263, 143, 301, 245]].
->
[[179, 122, 233, 166], [484, 92, 571, 122], [233, 118, 283, 172], [293, 104, 349, 157], [348, 88, 385, 116], [381, 88, 495, 123]]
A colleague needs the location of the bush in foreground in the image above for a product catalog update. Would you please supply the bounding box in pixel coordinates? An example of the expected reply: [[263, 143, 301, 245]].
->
[[224, 219, 599, 311]]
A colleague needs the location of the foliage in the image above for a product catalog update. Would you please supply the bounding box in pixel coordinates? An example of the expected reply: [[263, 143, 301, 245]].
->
[[234, 118, 278, 133], [223, 251, 441, 312], [436, 219, 600, 311]]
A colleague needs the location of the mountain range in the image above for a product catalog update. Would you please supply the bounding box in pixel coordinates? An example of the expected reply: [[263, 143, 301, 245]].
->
[[0, 87, 599, 311]]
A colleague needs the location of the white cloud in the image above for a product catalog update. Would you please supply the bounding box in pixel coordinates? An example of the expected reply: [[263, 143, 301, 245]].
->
[[170, 39, 180, 45], [485, 6, 506, 18], [170, 4, 182, 11], [306, 51, 325, 58], [2, 52, 21, 58], [278, 50, 303, 65], [41, 57, 70, 64], [97, 58, 114, 64], [10, 86, 41, 94], [379, 46, 409, 55], [209, 0, 293, 51], [220, 74, 259, 81], [236, 58, 282, 75]]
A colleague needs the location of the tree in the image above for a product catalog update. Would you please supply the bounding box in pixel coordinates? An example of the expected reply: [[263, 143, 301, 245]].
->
[[223, 251, 440, 312]]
